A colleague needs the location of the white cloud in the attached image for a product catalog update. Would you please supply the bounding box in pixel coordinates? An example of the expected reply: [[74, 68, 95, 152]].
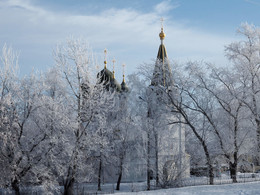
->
[[0, 0, 235, 77], [244, 0, 260, 6], [154, 0, 180, 14]]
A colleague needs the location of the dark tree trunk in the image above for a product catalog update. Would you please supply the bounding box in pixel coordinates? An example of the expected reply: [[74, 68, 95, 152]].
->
[[116, 158, 123, 191], [171, 101, 214, 185], [11, 178, 20, 195], [63, 149, 78, 195], [256, 120, 260, 165], [203, 147, 214, 185], [229, 151, 238, 183], [187, 119, 214, 184], [155, 133, 159, 187], [230, 112, 238, 183], [147, 130, 151, 191], [63, 178, 75, 195], [207, 161, 214, 185], [98, 157, 102, 191], [252, 90, 260, 165], [229, 162, 237, 183]]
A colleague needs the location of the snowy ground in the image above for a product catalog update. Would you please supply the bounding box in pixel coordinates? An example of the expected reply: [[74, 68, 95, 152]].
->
[[1, 175, 260, 194], [112, 181, 260, 195]]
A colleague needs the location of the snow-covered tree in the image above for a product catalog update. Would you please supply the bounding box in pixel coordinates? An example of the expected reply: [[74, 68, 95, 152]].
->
[[225, 23, 260, 165], [149, 61, 216, 185], [137, 60, 188, 188], [54, 39, 114, 194], [205, 65, 252, 183], [170, 60, 254, 183], [0, 45, 19, 190], [0, 46, 58, 194], [127, 72, 152, 190]]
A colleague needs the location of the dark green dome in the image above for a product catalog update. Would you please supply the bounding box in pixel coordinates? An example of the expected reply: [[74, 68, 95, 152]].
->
[[97, 68, 121, 92], [157, 43, 167, 61], [121, 80, 129, 92]]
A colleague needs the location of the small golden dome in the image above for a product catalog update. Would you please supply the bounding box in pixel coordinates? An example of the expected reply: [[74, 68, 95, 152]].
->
[[104, 60, 107, 69], [159, 28, 166, 40], [123, 74, 125, 82], [104, 48, 107, 68]]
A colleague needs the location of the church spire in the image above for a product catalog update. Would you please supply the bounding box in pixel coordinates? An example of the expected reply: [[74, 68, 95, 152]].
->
[[122, 63, 125, 82], [159, 18, 166, 44], [151, 18, 173, 87], [112, 58, 116, 79], [157, 18, 167, 61], [104, 48, 107, 69], [121, 63, 128, 92]]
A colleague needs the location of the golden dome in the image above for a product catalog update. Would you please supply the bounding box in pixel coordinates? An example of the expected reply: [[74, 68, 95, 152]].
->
[[159, 28, 166, 40], [104, 48, 107, 69], [104, 60, 107, 69]]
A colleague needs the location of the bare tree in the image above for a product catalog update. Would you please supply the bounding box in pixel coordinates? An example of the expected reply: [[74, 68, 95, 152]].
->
[[54, 39, 114, 195], [175, 62, 253, 183], [225, 23, 260, 164], [0, 45, 19, 190], [0, 46, 57, 194], [164, 86, 215, 185], [127, 73, 152, 190]]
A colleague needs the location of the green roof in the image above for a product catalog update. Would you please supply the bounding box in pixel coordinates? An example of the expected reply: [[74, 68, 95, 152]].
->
[[121, 80, 129, 92], [97, 68, 121, 92], [157, 44, 167, 61]]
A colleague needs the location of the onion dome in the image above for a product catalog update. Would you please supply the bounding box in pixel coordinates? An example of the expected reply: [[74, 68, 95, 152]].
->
[[159, 18, 166, 42], [121, 75, 129, 92], [121, 63, 129, 92], [110, 73, 122, 92], [159, 27, 166, 41], [97, 50, 121, 92], [97, 67, 121, 92]]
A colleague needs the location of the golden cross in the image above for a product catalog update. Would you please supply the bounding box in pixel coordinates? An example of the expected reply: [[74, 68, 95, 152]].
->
[[122, 63, 126, 75], [112, 58, 116, 72], [104, 48, 108, 68], [160, 18, 164, 29], [104, 48, 107, 60]]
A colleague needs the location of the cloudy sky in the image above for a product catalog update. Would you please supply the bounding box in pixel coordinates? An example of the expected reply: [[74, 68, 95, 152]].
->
[[1, 0, 260, 80]]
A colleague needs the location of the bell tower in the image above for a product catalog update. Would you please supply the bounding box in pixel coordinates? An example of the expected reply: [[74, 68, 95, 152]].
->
[[151, 18, 174, 88]]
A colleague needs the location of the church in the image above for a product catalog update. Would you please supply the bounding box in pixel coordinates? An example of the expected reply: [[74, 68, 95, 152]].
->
[[96, 23, 190, 185]]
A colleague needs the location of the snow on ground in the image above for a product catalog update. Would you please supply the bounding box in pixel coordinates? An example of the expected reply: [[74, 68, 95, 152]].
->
[[111, 181, 260, 195]]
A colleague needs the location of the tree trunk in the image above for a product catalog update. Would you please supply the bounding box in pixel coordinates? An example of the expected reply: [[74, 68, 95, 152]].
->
[[173, 104, 214, 185], [198, 135, 214, 184], [231, 113, 238, 183], [208, 161, 214, 185], [256, 120, 260, 165], [116, 158, 123, 191], [251, 90, 260, 165], [11, 178, 20, 195], [229, 152, 238, 183], [189, 121, 214, 184], [229, 161, 237, 183], [155, 133, 159, 187], [147, 130, 151, 191], [201, 139, 214, 185], [98, 157, 102, 191], [63, 178, 75, 195]]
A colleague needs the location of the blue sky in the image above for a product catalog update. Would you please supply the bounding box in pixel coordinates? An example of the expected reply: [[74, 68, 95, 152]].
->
[[1, 0, 260, 80]]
